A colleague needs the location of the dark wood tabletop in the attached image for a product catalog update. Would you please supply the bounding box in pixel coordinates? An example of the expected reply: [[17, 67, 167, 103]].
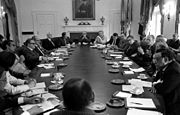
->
[[31, 45, 164, 115]]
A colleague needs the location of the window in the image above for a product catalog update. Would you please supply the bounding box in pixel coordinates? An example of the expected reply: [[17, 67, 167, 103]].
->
[[148, 6, 161, 37]]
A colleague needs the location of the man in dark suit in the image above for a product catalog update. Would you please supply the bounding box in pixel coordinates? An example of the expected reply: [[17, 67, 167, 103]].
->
[[125, 35, 140, 58], [53, 32, 73, 47], [16, 38, 48, 70], [151, 48, 180, 115], [105, 33, 121, 48], [79, 31, 91, 45], [42, 33, 56, 50]]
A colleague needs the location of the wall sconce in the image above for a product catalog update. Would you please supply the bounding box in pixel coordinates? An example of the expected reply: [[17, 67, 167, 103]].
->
[[100, 16, 105, 25], [64, 17, 69, 25], [0, 6, 5, 19], [162, 1, 175, 21]]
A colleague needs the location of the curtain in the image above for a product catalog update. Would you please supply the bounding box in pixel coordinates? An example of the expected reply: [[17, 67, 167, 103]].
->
[[120, 0, 133, 36], [175, 0, 180, 34], [1, 0, 19, 46], [121, 0, 126, 34], [139, 0, 163, 36]]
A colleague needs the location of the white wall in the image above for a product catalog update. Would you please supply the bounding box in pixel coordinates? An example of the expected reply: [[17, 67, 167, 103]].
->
[[14, 0, 177, 44], [15, 0, 122, 44]]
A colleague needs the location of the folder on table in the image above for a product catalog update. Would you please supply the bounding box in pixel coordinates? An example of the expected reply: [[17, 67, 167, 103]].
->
[[125, 98, 156, 109], [127, 108, 162, 115]]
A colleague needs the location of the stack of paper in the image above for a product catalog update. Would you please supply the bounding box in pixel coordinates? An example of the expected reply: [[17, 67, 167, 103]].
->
[[128, 79, 152, 87], [126, 98, 156, 109], [127, 108, 162, 115]]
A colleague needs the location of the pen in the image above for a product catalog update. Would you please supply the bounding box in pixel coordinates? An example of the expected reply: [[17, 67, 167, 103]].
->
[[130, 102, 143, 105]]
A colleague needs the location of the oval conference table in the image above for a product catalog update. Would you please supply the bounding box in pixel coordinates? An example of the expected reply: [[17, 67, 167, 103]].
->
[[29, 45, 164, 115]]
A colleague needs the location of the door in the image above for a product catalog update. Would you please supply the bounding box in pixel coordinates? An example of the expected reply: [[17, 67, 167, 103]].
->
[[32, 11, 57, 39]]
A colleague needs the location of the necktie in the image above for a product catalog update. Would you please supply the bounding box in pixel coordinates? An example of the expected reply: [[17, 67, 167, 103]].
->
[[49, 39, 55, 46], [36, 46, 44, 56]]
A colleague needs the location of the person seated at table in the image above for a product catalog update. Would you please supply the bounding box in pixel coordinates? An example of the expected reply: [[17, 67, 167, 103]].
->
[[94, 31, 107, 45], [16, 38, 48, 70], [50, 78, 95, 115], [2, 40, 30, 79], [42, 33, 56, 50], [0, 90, 43, 115], [105, 33, 120, 49], [150, 48, 180, 115], [167, 33, 180, 53], [125, 35, 140, 59], [57, 32, 73, 47], [0, 51, 36, 95], [31, 35, 51, 56], [136, 35, 155, 74], [0, 34, 5, 52], [118, 34, 130, 51], [79, 31, 91, 45]]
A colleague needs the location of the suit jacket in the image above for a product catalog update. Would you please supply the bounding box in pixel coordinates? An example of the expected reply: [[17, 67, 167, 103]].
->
[[16, 46, 40, 70], [105, 36, 120, 47], [54, 37, 73, 47], [154, 61, 180, 115], [50, 108, 96, 115], [125, 40, 139, 57], [34, 45, 45, 56], [42, 38, 56, 50], [0, 95, 18, 115]]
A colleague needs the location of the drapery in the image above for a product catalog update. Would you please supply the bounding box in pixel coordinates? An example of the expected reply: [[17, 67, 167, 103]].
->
[[1, 0, 19, 46], [139, 0, 164, 36], [175, 0, 180, 34], [120, 0, 133, 36]]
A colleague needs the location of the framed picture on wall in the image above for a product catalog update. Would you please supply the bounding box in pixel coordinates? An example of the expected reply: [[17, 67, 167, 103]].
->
[[73, 0, 95, 20]]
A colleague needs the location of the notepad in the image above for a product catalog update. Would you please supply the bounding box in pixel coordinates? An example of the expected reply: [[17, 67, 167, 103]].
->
[[127, 108, 162, 115], [126, 98, 156, 109]]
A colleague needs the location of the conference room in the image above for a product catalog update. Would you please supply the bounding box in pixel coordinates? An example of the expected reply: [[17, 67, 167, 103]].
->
[[0, 0, 180, 115]]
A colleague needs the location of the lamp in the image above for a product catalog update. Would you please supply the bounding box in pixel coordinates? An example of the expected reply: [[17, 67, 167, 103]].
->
[[64, 17, 69, 25], [0, 6, 5, 19], [100, 16, 105, 25], [162, 1, 175, 21]]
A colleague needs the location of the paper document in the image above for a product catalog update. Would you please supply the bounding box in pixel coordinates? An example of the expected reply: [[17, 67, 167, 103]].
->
[[119, 61, 133, 65], [126, 98, 156, 109], [110, 54, 122, 57], [41, 73, 51, 77], [128, 79, 152, 87], [127, 108, 162, 115], [31, 82, 46, 90], [124, 71, 134, 74], [129, 67, 145, 72], [114, 91, 132, 98]]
